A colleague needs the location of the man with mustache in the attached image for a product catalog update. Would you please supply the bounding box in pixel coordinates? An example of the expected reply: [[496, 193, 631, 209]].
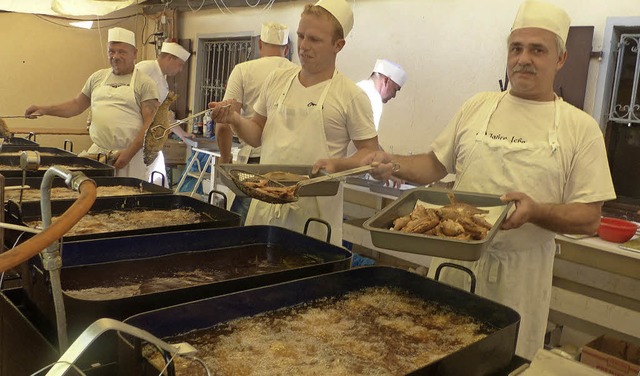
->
[[25, 27, 160, 180], [209, 0, 378, 245], [364, 0, 615, 360]]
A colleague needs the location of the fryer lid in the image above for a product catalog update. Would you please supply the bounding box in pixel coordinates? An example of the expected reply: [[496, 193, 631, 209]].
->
[[0, 155, 114, 177], [363, 187, 513, 261], [120, 266, 520, 376]]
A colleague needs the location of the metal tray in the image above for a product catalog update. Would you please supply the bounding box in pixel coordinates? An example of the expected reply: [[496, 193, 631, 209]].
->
[[216, 164, 340, 198], [23, 226, 350, 366], [3, 194, 240, 247], [3, 176, 172, 203], [363, 187, 513, 261], [0, 146, 74, 156], [0, 155, 114, 177], [118, 266, 520, 376]]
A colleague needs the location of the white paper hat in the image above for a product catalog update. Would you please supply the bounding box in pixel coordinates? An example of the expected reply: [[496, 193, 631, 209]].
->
[[108, 27, 136, 47], [260, 22, 289, 45], [511, 0, 571, 45], [315, 0, 354, 38], [161, 42, 191, 62], [373, 59, 407, 87]]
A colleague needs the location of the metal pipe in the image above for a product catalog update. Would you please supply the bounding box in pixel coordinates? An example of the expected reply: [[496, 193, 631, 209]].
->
[[0, 168, 97, 353]]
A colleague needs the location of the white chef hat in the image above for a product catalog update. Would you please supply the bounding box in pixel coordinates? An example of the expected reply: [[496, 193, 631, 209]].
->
[[315, 0, 354, 38], [511, 0, 571, 46], [161, 42, 191, 62], [260, 22, 289, 46], [108, 27, 136, 47], [373, 59, 407, 87]]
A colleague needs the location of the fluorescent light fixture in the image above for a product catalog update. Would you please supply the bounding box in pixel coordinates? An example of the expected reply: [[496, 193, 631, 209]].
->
[[69, 20, 93, 29]]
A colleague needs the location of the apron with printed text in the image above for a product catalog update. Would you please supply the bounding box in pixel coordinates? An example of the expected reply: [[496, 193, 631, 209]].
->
[[88, 69, 147, 180], [245, 69, 344, 245], [428, 91, 563, 360]]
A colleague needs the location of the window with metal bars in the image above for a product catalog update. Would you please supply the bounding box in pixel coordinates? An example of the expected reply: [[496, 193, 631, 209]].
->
[[194, 36, 258, 116], [608, 33, 640, 124]]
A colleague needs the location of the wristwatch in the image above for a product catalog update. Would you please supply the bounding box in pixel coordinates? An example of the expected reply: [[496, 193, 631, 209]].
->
[[391, 161, 400, 173]]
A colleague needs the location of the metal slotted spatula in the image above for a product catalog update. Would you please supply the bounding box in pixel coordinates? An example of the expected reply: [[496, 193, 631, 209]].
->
[[229, 165, 373, 204]]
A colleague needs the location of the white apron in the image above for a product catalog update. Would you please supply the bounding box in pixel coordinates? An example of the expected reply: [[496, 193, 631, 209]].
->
[[245, 69, 344, 245], [428, 92, 563, 360], [88, 68, 147, 180]]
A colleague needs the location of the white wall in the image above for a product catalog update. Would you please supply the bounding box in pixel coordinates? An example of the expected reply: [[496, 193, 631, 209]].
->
[[179, 0, 640, 155]]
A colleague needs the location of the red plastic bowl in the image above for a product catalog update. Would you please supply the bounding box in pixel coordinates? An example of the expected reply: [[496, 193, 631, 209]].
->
[[597, 217, 638, 243]]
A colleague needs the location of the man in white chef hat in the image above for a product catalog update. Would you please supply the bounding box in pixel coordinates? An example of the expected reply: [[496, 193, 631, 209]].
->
[[357, 59, 407, 131], [25, 27, 160, 181], [209, 0, 379, 245], [215, 21, 297, 224], [137, 41, 194, 186], [364, 0, 615, 360]]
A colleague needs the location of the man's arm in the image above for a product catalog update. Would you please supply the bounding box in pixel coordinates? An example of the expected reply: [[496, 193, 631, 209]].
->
[[365, 151, 448, 185], [113, 98, 159, 169], [215, 101, 243, 163], [501, 192, 602, 235], [312, 137, 380, 173], [25, 92, 91, 118]]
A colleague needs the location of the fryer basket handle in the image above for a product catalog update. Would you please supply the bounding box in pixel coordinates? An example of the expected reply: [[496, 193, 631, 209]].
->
[[303, 217, 332, 243], [63, 139, 74, 153], [433, 262, 476, 294]]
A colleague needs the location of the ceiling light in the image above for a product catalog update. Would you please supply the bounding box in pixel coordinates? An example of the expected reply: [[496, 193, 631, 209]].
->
[[69, 20, 94, 29]]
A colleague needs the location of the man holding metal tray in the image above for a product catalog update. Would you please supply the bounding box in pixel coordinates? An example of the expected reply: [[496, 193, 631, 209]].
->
[[363, 0, 616, 360], [209, 0, 379, 245]]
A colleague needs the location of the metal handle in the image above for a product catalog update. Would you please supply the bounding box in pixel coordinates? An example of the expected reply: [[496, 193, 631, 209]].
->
[[303, 217, 332, 243], [27, 131, 36, 141], [150, 171, 166, 187], [299, 166, 373, 187], [208, 189, 228, 209], [433, 262, 476, 294], [45, 318, 197, 376], [63, 139, 73, 152]]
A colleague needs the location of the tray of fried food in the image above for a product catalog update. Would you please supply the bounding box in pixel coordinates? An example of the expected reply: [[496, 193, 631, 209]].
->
[[216, 164, 339, 199], [363, 187, 513, 261]]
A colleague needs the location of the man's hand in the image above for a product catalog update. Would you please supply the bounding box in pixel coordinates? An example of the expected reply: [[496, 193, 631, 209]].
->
[[363, 151, 395, 181], [312, 159, 339, 174], [500, 191, 538, 230], [24, 105, 45, 119], [208, 100, 238, 124], [112, 149, 133, 170]]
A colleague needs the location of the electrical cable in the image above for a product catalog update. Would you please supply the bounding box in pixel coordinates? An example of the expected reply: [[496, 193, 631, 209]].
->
[[213, 0, 233, 15], [187, 0, 206, 12]]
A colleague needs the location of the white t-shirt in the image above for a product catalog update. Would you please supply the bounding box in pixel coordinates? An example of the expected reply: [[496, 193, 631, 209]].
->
[[136, 60, 169, 102], [357, 79, 383, 131], [81, 68, 159, 106], [432, 92, 616, 204], [254, 69, 377, 158]]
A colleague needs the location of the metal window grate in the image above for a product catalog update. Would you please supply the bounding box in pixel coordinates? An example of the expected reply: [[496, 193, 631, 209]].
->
[[195, 38, 255, 115], [609, 34, 640, 124]]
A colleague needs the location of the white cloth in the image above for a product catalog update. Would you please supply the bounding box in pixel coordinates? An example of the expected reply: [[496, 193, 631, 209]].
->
[[356, 79, 383, 130], [86, 68, 157, 180], [136, 59, 171, 186], [136, 60, 169, 102], [254, 68, 376, 158], [429, 91, 615, 360], [223, 57, 297, 160], [246, 68, 376, 245]]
